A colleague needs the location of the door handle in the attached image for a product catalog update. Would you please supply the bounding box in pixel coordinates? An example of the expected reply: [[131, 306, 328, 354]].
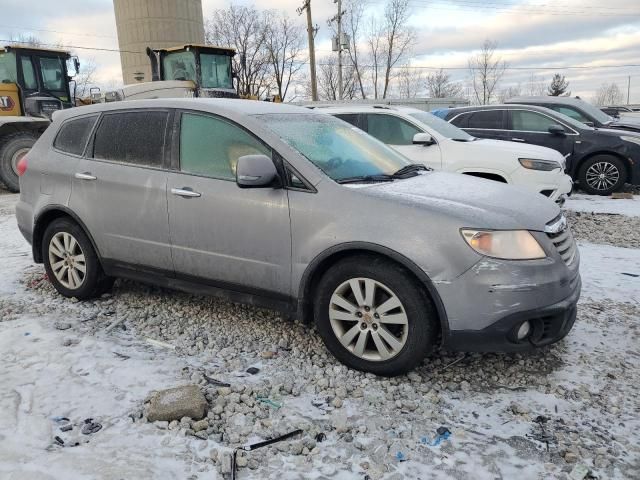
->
[[511, 137, 526, 142], [74, 172, 97, 180], [171, 187, 201, 198]]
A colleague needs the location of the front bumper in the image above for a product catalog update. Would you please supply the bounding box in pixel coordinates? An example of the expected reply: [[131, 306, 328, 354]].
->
[[444, 274, 580, 352]]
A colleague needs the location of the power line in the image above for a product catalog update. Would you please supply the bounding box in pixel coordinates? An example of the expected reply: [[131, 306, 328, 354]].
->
[[407, 0, 640, 16], [0, 24, 116, 39], [0, 39, 137, 54]]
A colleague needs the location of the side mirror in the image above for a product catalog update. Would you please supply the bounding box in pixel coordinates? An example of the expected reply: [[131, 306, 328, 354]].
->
[[236, 154, 280, 188], [413, 132, 434, 146], [548, 125, 566, 136], [584, 121, 595, 128]]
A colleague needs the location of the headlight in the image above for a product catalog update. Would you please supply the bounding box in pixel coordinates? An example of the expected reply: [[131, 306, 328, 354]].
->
[[620, 135, 640, 146], [518, 158, 561, 171], [461, 229, 546, 260]]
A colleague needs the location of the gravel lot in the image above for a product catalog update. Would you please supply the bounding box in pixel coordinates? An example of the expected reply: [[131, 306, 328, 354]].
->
[[1, 191, 639, 480]]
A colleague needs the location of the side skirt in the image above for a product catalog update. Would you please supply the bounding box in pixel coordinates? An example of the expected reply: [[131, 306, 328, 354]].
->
[[102, 260, 297, 315]]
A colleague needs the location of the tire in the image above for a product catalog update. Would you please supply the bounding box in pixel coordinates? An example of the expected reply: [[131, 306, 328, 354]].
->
[[314, 255, 438, 376], [42, 218, 114, 299], [578, 155, 626, 195], [0, 132, 37, 192]]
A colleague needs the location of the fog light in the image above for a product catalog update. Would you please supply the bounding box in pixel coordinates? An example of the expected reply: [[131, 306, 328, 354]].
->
[[516, 321, 531, 340]]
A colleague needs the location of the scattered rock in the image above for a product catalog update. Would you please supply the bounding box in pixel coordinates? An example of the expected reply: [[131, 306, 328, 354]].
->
[[146, 385, 207, 422]]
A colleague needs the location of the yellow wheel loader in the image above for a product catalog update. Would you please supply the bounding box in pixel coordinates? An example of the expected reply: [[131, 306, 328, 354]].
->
[[0, 45, 79, 191]]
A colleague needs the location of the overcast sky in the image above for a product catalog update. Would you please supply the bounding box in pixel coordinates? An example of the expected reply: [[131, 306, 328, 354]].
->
[[1, 0, 639, 102]]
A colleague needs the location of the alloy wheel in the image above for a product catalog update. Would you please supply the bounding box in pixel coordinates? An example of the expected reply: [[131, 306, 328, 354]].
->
[[329, 277, 408, 361], [48, 232, 87, 290], [585, 161, 620, 192]]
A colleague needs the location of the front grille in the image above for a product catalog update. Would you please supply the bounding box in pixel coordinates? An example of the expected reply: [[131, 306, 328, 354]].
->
[[545, 214, 577, 266]]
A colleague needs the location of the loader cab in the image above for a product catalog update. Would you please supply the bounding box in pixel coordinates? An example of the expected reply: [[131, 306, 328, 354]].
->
[[147, 44, 238, 98], [0, 46, 76, 118]]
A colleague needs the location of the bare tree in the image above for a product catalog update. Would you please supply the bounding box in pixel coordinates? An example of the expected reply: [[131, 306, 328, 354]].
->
[[593, 82, 624, 106], [497, 84, 522, 103], [315, 56, 358, 100], [8, 34, 44, 47], [425, 68, 463, 98], [468, 39, 507, 105], [365, 16, 385, 99], [73, 58, 98, 99], [395, 64, 423, 98], [264, 12, 305, 101], [381, 0, 414, 98], [525, 74, 546, 96], [343, 0, 368, 98], [205, 5, 272, 98]]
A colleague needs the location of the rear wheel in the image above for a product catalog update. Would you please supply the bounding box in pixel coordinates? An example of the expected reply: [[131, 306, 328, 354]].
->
[[0, 132, 37, 192], [578, 155, 626, 195], [314, 255, 438, 376], [43, 218, 113, 299]]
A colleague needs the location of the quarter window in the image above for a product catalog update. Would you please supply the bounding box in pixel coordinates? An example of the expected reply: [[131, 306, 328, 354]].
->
[[93, 111, 168, 167], [466, 110, 503, 129], [54, 115, 98, 156], [511, 110, 560, 132], [365, 114, 421, 145], [179, 113, 270, 179], [334, 114, 360, 128]]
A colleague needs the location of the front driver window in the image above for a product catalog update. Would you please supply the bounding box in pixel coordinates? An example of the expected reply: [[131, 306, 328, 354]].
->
[[511, 110, 559, 132], [550, 106, 590, 123], [180, 113, 271, 180], [366, 114, 421, 145]]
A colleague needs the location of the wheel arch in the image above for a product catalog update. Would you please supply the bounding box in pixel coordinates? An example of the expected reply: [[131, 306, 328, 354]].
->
[[574, 151, 632, 183], [296, 242, 449, 342], [32, 206, 102, 265]]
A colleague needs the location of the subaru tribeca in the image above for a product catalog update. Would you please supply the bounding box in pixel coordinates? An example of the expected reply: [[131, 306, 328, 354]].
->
[[16, 99, 581, 376]]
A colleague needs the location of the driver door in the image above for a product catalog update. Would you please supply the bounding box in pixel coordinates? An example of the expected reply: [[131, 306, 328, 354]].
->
[[363, 113, 442, 170]]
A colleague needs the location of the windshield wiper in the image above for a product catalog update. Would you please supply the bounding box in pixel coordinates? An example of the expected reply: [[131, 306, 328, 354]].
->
[[336, 174, 394, 184], [392, 163, 430, 178]]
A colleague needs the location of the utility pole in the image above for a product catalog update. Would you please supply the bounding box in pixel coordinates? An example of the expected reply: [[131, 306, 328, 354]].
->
[[298, 0, 318, 101], [336, 0, 343, 100], [628, 76, 631, 105]]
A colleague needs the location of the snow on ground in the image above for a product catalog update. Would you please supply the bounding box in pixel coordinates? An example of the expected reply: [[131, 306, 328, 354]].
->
[[1, 192, 639, 479], [565, 193, 640, 217]]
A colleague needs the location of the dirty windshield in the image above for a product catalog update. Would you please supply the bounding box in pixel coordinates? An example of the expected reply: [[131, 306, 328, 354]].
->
[[409, 111, 474, 141], [256, 113, 410, 181]]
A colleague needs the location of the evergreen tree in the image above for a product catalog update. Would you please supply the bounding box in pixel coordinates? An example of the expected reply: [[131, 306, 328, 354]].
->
[[547, 74, 570, 96]]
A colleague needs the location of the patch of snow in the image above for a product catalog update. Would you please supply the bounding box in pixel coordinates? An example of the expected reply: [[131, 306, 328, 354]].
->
[[565, 193, 640, 217]]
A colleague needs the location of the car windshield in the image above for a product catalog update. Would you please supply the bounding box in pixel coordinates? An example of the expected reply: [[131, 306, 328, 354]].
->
[[200, 53, 233, 89], [409, 111, 474, 141], [256, 113, 410, 181], [163, 51, 197, 81]]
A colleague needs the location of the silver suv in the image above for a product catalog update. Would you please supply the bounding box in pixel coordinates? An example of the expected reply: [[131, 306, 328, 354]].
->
[[16, 99, 581, 376]]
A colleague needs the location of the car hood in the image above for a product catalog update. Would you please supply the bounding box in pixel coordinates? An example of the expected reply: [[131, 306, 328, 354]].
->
[[351, 172, 560, 232], [464, 138, 563, 160], [594, 127, 640, 138], [606, 119, 640, 131]]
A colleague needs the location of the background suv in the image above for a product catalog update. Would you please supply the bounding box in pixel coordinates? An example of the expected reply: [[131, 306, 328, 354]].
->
[[506, 96, 640, 133], [17, 99, 580, 376], [437, 104, 640, 195], [317, 105, 572, 203]]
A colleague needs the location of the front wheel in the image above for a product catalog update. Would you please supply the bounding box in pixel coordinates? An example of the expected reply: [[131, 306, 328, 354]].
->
[[43, 218, 113, 299], [314, 255, 438, 376], [578, 155, 626, 195]]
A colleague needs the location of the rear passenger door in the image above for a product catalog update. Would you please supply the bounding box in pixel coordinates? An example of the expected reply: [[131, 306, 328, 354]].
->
[[506, 109, 574, 158], [450, 110, 509, 141], [363, 113, 442, 169], [69, 109, 173, 271], [165, 111, 291, 297]]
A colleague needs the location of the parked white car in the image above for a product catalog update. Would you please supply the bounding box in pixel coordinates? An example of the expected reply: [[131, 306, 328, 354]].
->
[[318, 105, 573, 202]]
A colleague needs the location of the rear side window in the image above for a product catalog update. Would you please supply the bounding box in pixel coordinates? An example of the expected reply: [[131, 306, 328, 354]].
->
[[54, 115, 98, 156], [93, 111, 168, 167], [179, 112, 270, 180], [466, 110, 504, 129]]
